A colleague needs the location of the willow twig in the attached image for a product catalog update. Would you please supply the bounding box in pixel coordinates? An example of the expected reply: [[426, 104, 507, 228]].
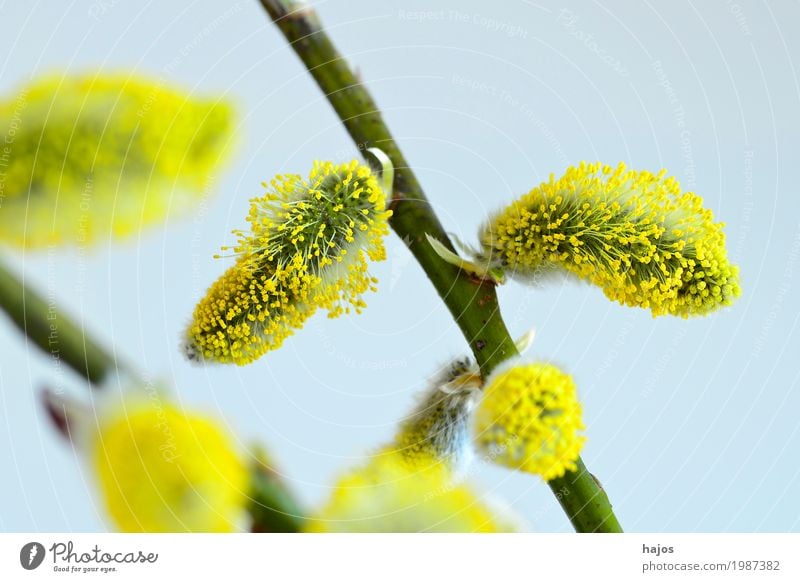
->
[[258, 0, 622, 533], [0, 258, 115, 384], [1, 259, 302, 532]]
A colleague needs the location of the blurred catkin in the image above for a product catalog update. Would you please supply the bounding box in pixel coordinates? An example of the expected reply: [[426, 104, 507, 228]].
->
[[305, 453, 515, 532], [91, 398, 248, 532], [0, 73, 234, 248]]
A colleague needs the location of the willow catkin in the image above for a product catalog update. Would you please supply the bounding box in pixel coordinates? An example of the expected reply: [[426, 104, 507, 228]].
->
[[481, 162, 740, 317]]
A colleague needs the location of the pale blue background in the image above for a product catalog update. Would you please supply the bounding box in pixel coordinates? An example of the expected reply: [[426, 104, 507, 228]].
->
[[0, 0, 798, 532]]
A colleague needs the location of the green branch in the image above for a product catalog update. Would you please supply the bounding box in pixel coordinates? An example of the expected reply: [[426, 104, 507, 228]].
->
[[258, 0, 516, 377], [0, 258, 301, 532], [249, 447, 306, 533], [258, 0, 622, 533], [0, 258, 115, 384]]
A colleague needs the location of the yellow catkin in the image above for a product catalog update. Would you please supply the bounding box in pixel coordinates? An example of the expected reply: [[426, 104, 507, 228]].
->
[[91, 401, 248, 532], [185, 254, 317, 364], [382, 358, 480, 474], [0, 72, 234, 248], [185, 159, 391, 365], [481, 162, 740, 317], [474, 362, 586, 481], [305, 453, 515, 532]]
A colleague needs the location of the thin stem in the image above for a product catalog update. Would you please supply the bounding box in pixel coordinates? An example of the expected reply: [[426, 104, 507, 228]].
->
[[0, 258, 302, 531], [258, 0, 623, 533], [249, 447, 306, 533], [0, 257, 114, 384], [259, 0, 517, 377], [549, 458, 623, 533]]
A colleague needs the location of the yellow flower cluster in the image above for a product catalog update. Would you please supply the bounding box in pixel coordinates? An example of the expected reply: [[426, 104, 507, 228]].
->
[[0, 72, 234, 248], [91, 401, 248, 532], [385, 358, 480, 474], [474, 362, 586, 481], [481, 162, 740, 317], [184, 254, 317, 364], [306, 453, 514, 532], [185, 159, 391, 365]]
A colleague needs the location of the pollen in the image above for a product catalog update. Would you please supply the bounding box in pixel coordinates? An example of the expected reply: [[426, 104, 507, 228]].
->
[[474, 362, 586, 481], [184, 158, 391, 365], [481, 162, 741, 317]]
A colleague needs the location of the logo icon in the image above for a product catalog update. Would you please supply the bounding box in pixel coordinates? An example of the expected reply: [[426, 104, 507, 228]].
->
[[20, 542, 46, 570]]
